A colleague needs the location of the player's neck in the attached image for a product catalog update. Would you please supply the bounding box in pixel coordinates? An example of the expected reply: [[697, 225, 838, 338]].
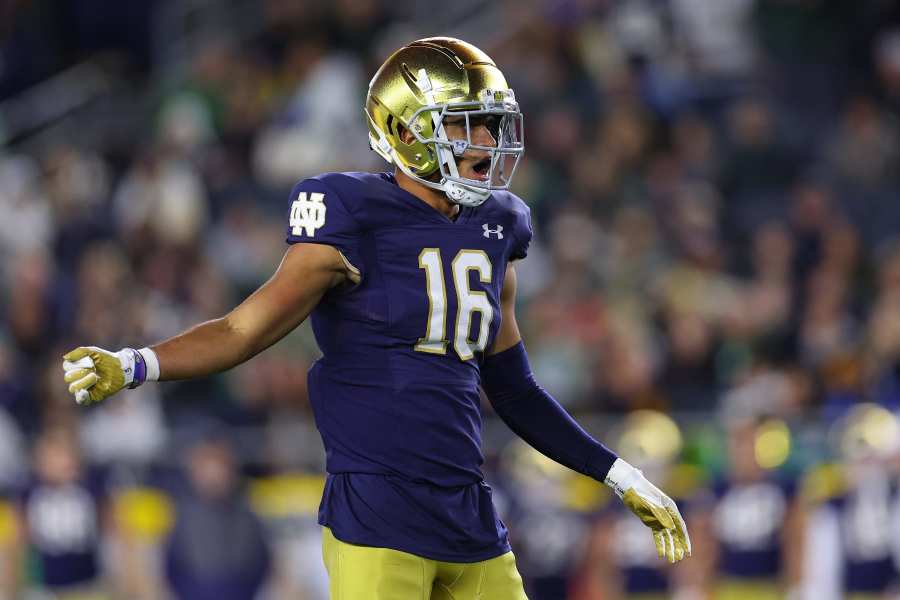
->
[[395, 170, 460, 219]]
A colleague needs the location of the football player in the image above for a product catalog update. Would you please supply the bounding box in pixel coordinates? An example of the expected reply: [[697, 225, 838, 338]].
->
[[692, 417, 803, 600], [62, 38, 690, 599], [15, 427, 110, 599], [579, 411, 692, 600], [803, 404, 900, 600]]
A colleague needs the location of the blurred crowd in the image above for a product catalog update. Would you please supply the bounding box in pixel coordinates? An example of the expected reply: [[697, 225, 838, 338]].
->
[[3, 0, 900, 598]]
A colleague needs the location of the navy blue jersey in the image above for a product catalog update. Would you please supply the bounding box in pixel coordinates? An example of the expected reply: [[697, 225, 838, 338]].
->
[[830, 480, 899, 593], [21, 476, 105, 588], [712, 478, 794, 579], [285, 172, 532, 562]]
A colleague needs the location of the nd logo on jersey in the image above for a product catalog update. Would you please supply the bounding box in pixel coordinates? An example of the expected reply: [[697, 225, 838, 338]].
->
[[290, 192, 327, 237]]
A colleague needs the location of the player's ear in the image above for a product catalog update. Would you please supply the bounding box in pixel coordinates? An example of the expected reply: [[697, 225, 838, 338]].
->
[[397, 123, 416, 145]]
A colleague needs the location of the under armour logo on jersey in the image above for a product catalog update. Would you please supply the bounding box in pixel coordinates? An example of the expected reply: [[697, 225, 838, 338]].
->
[[482, 224, 504, 239], [290, 192, 327, 237]]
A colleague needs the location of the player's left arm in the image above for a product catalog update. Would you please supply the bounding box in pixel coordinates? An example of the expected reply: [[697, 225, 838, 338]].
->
[[483, 264, 691, 563]]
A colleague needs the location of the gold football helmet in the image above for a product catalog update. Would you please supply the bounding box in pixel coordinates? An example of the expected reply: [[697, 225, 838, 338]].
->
[[365, 37, 524, 207], [835, 403, 900, 462]]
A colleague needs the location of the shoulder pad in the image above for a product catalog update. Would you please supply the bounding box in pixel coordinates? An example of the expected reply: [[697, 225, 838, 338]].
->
[[487, 191, 532, 260], [309, 171, 387, 204], [488, 190, 530, 219]]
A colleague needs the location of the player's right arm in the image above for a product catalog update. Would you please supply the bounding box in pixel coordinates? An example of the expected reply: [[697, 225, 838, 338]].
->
[[63, 242, 348, 404], [482, 264, 690, 563], [153, 242, 347, 379]]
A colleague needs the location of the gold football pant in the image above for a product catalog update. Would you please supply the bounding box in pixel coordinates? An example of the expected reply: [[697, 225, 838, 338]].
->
[[48, 583, 109, 600], [322, 527, 529, 600], [715, 578, 781, 600]]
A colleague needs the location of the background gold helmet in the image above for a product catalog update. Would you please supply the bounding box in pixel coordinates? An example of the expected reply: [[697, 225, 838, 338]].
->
[[365, 37, 524, 207], [834, 403, 900, 462], [617, 410, 683, 470]]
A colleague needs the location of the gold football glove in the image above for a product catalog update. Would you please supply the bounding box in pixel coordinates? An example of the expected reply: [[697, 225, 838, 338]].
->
[[605, 458, 692, 563], [62, 346, 141, 405]]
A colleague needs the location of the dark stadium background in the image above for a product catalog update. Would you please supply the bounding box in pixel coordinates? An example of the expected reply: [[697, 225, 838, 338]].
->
[[2, 1, 900, 598]]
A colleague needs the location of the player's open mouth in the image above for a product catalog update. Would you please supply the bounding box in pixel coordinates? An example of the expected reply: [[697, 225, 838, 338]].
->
[[470, 158, 491, 180]]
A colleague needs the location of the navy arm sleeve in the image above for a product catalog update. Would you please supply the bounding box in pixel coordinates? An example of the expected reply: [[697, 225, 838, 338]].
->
[[481, 341, 617, 481]]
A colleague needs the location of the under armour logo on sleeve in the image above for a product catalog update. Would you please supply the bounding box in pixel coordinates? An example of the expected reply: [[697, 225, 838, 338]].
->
[[482, 224, 504, 239], [290, 192, 327, 237]]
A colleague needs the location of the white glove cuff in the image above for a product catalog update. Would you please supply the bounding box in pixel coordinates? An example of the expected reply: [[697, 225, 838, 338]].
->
[[115, 349, 137, 386], [137, 347, 160, 382], [604, 458, 643, 498]]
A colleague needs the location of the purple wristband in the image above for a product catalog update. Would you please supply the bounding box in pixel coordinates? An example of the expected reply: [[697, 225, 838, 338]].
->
[[128, 349, 147, 389]]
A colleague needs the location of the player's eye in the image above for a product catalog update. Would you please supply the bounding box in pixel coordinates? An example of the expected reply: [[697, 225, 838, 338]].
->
[[465, 115, 501, 141], [482, 115, 502, 138]]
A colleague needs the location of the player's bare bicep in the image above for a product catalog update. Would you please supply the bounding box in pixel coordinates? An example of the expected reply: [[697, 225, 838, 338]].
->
[[226, 243, 348, 354], [489, 263, 522, 355], [279, 242, 350, 289]]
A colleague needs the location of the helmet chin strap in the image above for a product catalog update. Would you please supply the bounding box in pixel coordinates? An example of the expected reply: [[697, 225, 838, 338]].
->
[[443, 180, 491, 207], [390, 154, 491, 207]]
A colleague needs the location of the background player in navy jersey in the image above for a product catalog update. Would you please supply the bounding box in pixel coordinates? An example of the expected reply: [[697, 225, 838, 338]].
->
[[580, 411, 699, 600], [698, 417, 803, 600], [14, 427, 110, 599], [803, 404, 900, 600], [61, 37, 690, 599]]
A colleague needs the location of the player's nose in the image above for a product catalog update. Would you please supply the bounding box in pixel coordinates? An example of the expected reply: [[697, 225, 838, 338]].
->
[[470, 123, 497, 148]]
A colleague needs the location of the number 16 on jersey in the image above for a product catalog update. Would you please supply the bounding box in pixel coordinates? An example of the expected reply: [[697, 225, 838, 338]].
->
[[415, 248, 494, 361]]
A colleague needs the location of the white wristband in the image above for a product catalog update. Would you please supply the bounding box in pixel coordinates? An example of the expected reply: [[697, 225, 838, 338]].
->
[[137, 347, 160, 382], [604, 458, 642, 498]]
